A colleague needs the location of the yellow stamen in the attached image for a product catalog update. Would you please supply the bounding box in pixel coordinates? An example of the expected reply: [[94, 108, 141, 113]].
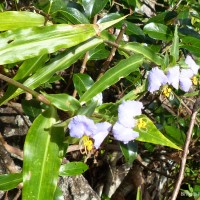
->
[[82, 135, 93, 151], [192, 76, 198, 85], [137, 118, 147, 129], [162, 86, 172, 97]]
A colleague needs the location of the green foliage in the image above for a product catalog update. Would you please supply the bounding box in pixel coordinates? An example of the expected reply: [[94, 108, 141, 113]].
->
[[0, 0, 199, 199], [0, 11, 47, 31], [22, 106, 65, 200], [135, 115, 182, 150], [79, 55, 144, 104], [0, 173, 22, 191], [59, 162, 88, 176]]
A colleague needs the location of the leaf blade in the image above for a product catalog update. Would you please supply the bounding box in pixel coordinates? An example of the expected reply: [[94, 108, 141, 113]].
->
[[22, 106, 65, 200], [0, 173, 22, 191], [79, 55, 144, 104], [59, 162, 88, 176], [0, 11, 47, 31], [135, 115, 182, 150]]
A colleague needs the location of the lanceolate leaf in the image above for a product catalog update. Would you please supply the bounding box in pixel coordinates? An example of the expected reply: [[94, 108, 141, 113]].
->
[[59, 162, 88, 176], [42, 93, 81, 113], [0, 24, 98, 65], [0, 16, 126, 65], [53, 8, 90, 24], [170, 25, 179, 64], [135, 115, 182, 150], [79, 55, 144, 104], [0, 37, 103, 106], [22, 106, 65, 200], [123, 42, 163, 65], [73, 73, 94, 97], [0, 11, 47, 31], [0, 173, 22, 191]]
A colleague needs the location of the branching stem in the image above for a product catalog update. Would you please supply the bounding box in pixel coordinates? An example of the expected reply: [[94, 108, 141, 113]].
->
[[0, 73, 51, 105]]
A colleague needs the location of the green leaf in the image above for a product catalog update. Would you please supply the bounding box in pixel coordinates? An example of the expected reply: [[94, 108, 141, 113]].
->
[[82, 0, 109, 18], [73, 73, 94, 97], [143, 22, 173, 41], [0, 11, 47, 31], [0, 24, 97, 65], [164, 125, 186, 146], [79, 55, 144, 104], [148, 11, 177, 24], [22, 106, 65, 200], [97, 13, 122, 24], [170, 25, 179, 64], [53, 8, 90, 24], [54, 187, 64, 200], [123, 42, 163, 65], [136, 187, 142, 200], [180, 35, 200, 56], [125, 21, 145, 36], [135, 115, 182, 150], [59, 162, 88, 176], [22, 99, 43, 121], [73, 73, 103, 105], [0, 173, 22, 191], [88, 43, 109, 60], [0, 16, 126, 65], [0, 37, 103, 106], [42, 93, 81, 113], [77, 101, 97, 116], [120, 141, 138, 164], [0, 55, 48, 105], [13, 55, 49, 82]]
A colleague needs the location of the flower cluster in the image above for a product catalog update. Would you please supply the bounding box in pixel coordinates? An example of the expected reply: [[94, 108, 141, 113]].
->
[[112, 100, 144, 144], [68, 100, 144, 150], [68, 115, 112, 149], [148, 55, 199, 93]]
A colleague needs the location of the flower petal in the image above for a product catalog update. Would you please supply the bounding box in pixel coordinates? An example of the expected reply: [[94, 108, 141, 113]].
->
[[148, 67, 168, 92], [180, 68, 194, 79], [92, 122, 112, 149], [118, 100, 143, 128], [185, 55, 199, 75], [112, 122, 139, 144], [68, 115, 96, 138], [179, 76, 192, 92], [167, 65, 180, 89]]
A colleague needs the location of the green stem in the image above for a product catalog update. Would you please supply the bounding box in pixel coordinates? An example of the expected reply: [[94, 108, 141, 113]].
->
[[0, 73, 51, 105]]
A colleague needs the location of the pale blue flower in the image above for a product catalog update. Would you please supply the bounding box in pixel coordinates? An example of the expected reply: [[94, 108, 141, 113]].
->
[[92, 122, 112, 149], [185, 55, 199, 75], [112, 122, 139, 144], [68, 115, 96, 138], [118, 100, 143, 128], [148, 67, 168, 93], [179, 69, 193, 92], [167, 65, 180, 90]]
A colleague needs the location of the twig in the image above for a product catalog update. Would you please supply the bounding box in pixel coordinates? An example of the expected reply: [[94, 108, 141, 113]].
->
[[171, 0, 183, 11], [0, 73, 51, 105], [171, 92, 200, 200], [72, 51, 89, 98], [72, 15, 97, 98], [104, 40, 132, 56], [13, 189, 21, 200], [97, 24, 127, 80], [0, 132, 23, 159]]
